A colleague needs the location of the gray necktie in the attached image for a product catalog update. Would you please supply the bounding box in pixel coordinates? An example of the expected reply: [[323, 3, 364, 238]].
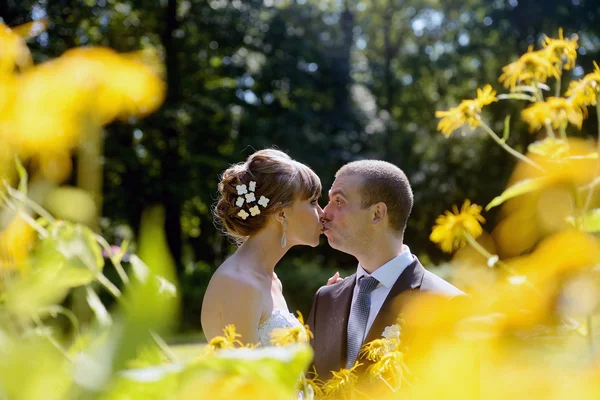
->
[[346, 276, 379, 368]]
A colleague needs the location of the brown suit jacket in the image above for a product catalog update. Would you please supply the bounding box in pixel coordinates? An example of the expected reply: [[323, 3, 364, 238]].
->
[[307, 258, 465, 380]]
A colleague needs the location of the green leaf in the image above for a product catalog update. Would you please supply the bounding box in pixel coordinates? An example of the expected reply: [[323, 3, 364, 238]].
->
[[178, 344, 313, 399], [486, 177, 552, 211], [497, 93, 535, 101]]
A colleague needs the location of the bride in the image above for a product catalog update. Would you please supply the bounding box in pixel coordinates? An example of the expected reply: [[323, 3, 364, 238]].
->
[[201, 149, 326, 346]]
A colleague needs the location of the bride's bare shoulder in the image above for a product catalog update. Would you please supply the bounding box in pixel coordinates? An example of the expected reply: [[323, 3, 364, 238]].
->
[[207, 259, 265, 295]]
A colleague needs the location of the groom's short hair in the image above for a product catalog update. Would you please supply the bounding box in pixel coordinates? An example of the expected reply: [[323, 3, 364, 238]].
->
[[336, 160, 413, 234]]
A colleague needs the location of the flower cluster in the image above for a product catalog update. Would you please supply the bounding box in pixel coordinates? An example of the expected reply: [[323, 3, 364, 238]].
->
[[430, 200, 486, 254], [235, 181, 270, 220]]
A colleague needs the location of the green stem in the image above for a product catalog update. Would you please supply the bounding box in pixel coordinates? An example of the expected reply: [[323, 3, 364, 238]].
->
[[378, 375, 396, 393], [4, 184, 56, 224], [96, 273, 122, 300], [544, 122, 556, 139], [480, 122, 546, 173], [95, 234, 129, 285], [464, 234, 540, 295], [555, 71, 562, 98], [31, 315, 72, 362], [558, 125, 568, 141], [151, 331, 179, 363], [38, 306, 80, 342]]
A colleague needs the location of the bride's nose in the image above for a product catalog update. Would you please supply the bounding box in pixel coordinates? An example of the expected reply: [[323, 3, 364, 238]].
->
[[316, 204, 324, 217]]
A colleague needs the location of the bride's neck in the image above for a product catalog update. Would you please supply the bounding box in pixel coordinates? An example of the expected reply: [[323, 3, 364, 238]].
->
[[236, 227, 287, 276]]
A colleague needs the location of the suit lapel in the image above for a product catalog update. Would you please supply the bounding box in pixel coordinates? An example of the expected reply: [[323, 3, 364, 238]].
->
[[328, 273, 356, 369], [364, 259, 425, 344]]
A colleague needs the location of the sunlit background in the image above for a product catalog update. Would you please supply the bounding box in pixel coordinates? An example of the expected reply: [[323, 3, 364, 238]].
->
[[2, 0, 600, 398]]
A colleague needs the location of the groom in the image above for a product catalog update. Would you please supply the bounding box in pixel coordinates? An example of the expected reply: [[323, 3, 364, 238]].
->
[[307, 160, 465, 379]]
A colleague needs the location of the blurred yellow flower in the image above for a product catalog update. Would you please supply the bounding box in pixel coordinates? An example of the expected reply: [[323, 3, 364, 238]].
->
[[521, 97, 586, 131], [321, 361, 361, 399], [435, 84, 497, 137], [542, 28, 578, 70], [527, 137, 569, 159], [565, 61, 600, 107], [300, 369, 324, 398], [430, 200, 486, 253], [0, 47, 165, 158], [498, 46, 560, 89], [203, 325, 244, 354], [270, 311, 313, 346], [359, 339, 388, 362], [365, 351, 406, 387], [0, 214, 36, 271], [0, 20, 47, 74]]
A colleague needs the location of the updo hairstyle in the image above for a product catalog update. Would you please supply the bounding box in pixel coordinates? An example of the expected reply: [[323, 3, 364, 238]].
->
[[214, 149, 321, 241]]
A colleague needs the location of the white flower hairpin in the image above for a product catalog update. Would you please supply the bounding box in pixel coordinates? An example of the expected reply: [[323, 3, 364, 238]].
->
[[237, 209, 249, 220], [258, 196, 270, 208], [249, 205, 261, 216], [236, 184, 248, 195], [235, 181, 270, 220]]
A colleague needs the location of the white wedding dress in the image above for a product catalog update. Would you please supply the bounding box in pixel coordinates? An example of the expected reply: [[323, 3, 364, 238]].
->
[[257, 308, 304, 347]]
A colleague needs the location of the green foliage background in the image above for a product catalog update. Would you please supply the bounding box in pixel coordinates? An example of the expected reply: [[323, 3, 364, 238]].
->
[[2, 0, 599, 334]]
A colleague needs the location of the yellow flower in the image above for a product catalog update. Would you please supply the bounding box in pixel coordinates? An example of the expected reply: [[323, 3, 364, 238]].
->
[[0, 20, 47, 74], [365, 351, 406, 388], [542, 28, 578, 70], [202, 324, 243, 354], [270, 311, 313, 346], [299, 368, 324, 398], [359, 339, 388, 362], [521, 97, 586, 131], [321, 361, 361, 399], [498, 46, 561, 89], [566, 62, 600, 107], [430, 200, 486, 253], [0, 214, 36, 271], [0, 47, 165, 158], [527, 138, 569, 159], [435, 84, 497, 137]]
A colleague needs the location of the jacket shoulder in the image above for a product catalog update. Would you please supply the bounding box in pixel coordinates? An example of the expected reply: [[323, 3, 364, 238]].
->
[[421, 269, 465, 297]]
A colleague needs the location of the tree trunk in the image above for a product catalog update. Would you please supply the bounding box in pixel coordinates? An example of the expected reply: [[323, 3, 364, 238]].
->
[[159, 0, 183, 264]]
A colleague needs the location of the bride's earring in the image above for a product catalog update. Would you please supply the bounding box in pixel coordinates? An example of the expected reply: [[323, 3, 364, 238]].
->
[[281, 220, 287, 248]]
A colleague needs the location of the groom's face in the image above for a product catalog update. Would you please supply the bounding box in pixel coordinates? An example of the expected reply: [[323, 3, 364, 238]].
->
[[322, 173, 372, 254]]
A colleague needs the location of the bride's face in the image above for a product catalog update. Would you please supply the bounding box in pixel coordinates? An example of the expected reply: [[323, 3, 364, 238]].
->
[[284, 193, 324, 247]]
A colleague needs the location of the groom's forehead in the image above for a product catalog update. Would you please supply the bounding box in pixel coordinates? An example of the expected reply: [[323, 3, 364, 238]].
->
[[328, 174, 363, 197]]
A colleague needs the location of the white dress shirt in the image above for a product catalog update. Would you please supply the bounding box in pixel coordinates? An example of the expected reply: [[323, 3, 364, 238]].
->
[[350, 245, 415, 341]]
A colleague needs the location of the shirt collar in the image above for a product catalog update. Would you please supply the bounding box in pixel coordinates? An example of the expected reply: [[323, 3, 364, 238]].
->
[[356, 245, 415, 289]]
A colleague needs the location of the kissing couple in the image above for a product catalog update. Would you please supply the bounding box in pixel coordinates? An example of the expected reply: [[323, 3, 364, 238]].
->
[[201, 148, 464, 380]]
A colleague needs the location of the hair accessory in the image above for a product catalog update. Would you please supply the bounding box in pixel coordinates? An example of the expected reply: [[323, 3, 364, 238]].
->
[[258, 196, 270, 208], [235, 181, 271, 220], [236, 184, 248, 195], [237, 209, 249, 220], [249, 205, 261, 216]]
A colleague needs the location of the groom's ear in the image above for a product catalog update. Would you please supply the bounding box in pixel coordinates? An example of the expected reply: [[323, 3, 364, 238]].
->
[[371, 202, 387, 225]]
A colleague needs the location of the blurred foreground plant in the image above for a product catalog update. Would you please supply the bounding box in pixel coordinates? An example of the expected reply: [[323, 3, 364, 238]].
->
[[412, 28, 600, 400]]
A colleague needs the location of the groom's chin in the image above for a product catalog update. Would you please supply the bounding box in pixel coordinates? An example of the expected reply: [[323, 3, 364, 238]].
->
[[325, 236, 339, 249]]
